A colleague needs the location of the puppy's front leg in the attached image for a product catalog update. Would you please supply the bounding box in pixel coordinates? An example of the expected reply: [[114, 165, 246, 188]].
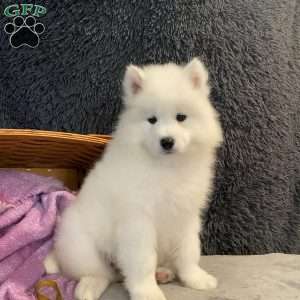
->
[[117, 219, 166, 300], [174, 218, 217, 290]]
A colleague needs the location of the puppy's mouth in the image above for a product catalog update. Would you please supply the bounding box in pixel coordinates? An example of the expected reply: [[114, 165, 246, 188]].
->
[[162, 149, 175, 155]]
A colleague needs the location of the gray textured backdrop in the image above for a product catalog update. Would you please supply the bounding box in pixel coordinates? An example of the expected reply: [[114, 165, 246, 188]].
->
[[0, 0, 299, 254]]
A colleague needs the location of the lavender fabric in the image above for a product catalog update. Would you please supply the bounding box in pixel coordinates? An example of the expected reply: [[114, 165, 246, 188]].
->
[[0, 170, 76, 300]]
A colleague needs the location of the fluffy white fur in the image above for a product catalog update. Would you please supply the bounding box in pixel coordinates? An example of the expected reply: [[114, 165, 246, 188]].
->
[[45, 58, 223, 300]]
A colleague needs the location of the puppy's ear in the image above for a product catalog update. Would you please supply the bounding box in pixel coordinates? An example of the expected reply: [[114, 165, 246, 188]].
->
[[123, 65, 144, 99], [184, 58, 208, 89]]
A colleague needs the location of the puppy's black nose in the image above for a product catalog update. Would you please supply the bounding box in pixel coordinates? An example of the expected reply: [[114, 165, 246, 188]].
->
[[160, 137, 175, 151]]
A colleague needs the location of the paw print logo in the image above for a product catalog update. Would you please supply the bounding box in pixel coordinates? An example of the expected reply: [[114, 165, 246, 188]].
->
[[4, 16, 45, 48]]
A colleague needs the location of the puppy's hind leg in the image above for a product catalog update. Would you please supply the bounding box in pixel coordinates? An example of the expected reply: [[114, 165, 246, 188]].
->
[[56, 230, 116, 300], [71, 248, 115, 300], [70, 245, 115, 300]]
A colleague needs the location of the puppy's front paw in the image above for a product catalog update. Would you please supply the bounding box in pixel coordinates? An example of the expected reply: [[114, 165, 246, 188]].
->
[[180, 267, 217, 290], [131, 285, 167, 300], [75, 276, 108, 300]]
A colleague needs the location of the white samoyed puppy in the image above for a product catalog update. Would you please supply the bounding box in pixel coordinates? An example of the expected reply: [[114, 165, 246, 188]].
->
[[44, 58, 223, 300]]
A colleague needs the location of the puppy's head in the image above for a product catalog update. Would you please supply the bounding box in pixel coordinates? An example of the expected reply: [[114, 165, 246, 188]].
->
[[118, 58, 223, 158]]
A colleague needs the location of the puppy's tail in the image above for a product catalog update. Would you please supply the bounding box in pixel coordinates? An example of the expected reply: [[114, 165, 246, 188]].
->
[[44, 250, 60, 274]]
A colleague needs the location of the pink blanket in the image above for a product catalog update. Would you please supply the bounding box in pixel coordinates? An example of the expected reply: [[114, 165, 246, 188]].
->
[[0, 170, 76, 300]]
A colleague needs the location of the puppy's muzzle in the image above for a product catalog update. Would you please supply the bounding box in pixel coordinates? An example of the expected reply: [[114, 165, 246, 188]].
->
[[160, 137, 175, 153]]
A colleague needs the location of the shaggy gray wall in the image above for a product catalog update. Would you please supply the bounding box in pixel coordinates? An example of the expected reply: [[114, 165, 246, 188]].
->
[[0, 1, 299, 254]]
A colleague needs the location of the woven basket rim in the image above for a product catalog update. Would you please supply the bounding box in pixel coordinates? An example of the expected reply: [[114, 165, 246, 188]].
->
[[0, 129, 111, 144], [0, 129, 111, 170]]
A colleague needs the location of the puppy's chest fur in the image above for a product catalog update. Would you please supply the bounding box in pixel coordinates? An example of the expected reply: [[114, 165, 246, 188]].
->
[[98, 153, 211, 267], [116, 155, 209, 228]]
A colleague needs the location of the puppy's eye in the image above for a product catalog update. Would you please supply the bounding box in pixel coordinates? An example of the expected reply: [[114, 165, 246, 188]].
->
[[176, 113, 187, 122], [148, 116, 157, 124]]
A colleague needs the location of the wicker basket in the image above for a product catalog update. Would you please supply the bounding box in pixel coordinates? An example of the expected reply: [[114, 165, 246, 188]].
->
[[0, 129, 111, 189]]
